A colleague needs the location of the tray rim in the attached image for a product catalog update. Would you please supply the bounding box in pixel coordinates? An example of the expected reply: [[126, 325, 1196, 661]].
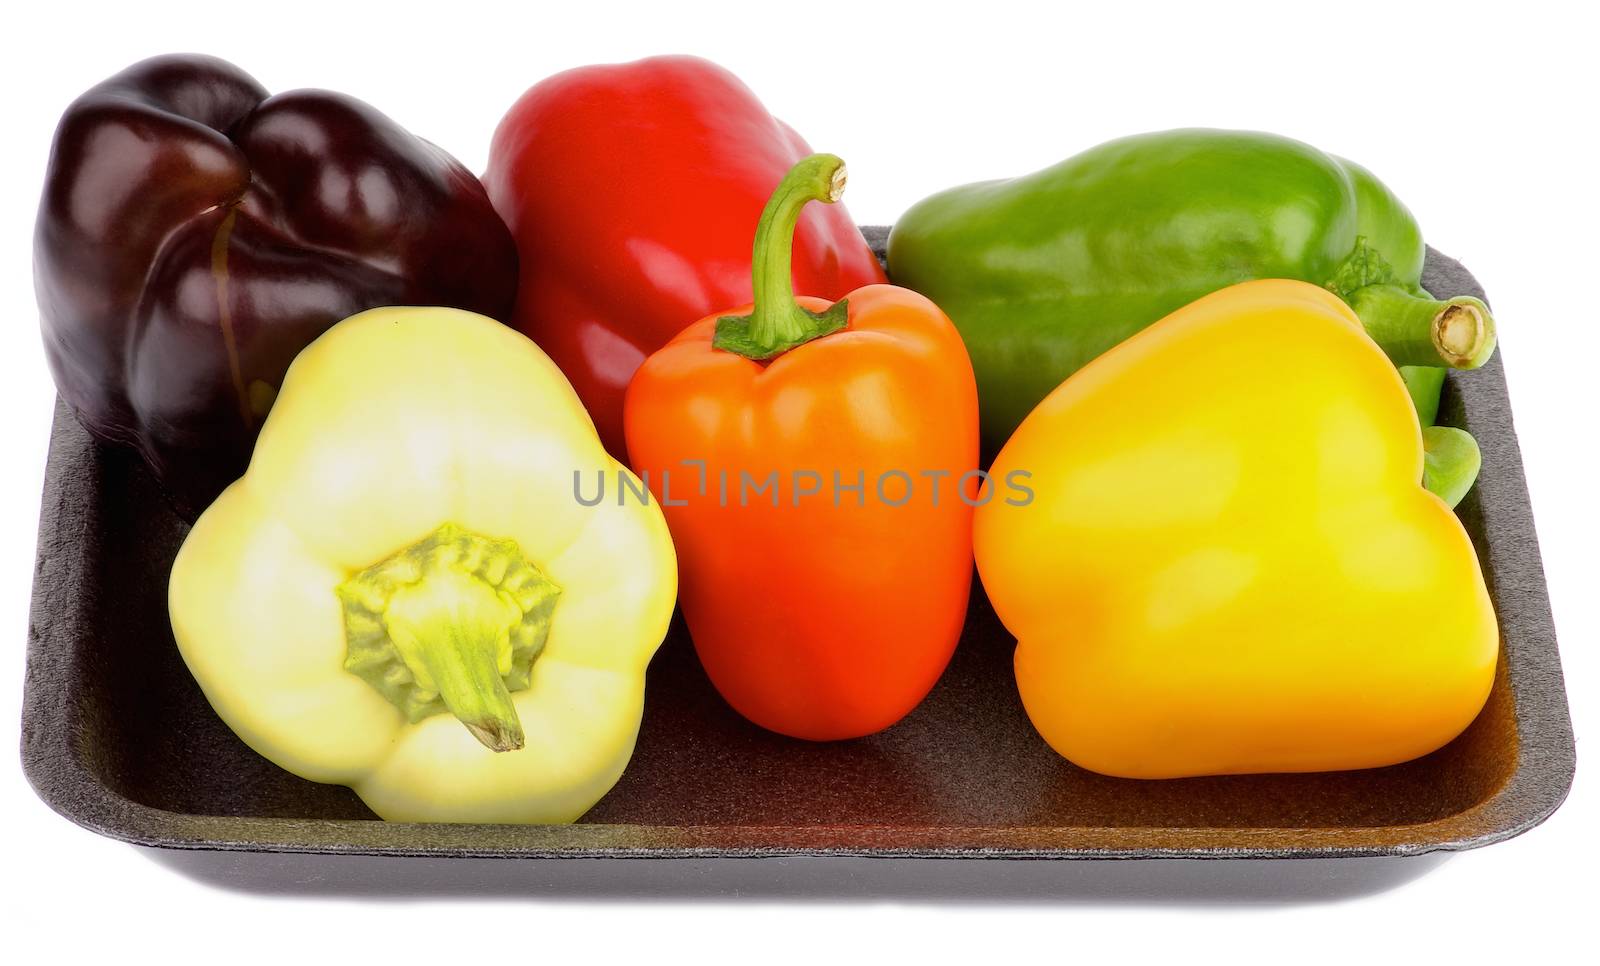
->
[[19, 249, 1576, 863]]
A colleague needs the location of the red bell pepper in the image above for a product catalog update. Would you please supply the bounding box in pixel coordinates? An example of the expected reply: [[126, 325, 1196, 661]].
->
[[482, 55, 886, 454]]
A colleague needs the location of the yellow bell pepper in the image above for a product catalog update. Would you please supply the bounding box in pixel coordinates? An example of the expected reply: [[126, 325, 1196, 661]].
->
[[168, 307, 677, 822], [975, 280, 1498, 778]]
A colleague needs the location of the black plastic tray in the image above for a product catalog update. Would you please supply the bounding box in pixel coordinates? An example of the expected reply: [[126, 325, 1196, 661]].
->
[[19, 242, 1575, 899]]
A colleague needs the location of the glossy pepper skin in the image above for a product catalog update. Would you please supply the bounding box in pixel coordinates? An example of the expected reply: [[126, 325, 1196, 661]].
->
[[887, 129, 1496, 502], [976, 280, 1498, 778], [626, 157, 978, 740], [483, 55, 886, 456], [169, 307, 676, 823], [36, 55, 518, 518]]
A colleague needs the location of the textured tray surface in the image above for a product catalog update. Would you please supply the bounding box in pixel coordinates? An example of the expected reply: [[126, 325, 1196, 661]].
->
[[20, 245, 1574, 861]]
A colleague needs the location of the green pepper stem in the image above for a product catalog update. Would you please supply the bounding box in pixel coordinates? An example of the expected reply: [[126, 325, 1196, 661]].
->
[[1400, 365, 1447, 426], [1346, 284, 1497, 369], [1400, 367, 1482, 508], [713, 154, 851, 360], [1423, 425, 1482, 509], [384, 570, 525, 752]]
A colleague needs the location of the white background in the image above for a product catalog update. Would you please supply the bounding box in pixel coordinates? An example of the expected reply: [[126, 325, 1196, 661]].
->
[[1, 1, 1594, 961]]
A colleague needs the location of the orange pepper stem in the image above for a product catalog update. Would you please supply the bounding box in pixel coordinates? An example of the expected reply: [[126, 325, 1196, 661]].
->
[[713, 154, 851, 360]]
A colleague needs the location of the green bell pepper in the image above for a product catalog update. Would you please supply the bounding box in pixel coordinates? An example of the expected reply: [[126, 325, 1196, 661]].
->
[[887, 128, 1496, 504]]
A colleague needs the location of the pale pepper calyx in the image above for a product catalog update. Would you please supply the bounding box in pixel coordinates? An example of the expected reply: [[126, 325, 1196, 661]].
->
[[338, 524, 562, 752]]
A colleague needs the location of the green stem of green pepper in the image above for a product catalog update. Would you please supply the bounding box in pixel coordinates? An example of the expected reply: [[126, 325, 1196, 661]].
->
[[1400, 365, 1447, 425], [1347, 285, 1496, 369], [1399, 366, 1482, 507], [1423, 426, 1483, 509], [713, 154, 851, 360]]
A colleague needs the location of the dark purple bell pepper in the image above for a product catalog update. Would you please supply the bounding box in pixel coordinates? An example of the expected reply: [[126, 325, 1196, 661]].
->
[[35, 54, 518, 517]]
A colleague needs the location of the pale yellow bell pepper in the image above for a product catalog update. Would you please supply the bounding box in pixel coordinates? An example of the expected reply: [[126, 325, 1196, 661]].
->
[[168, 307, 677, 823], [976, 280, 1498, 778]]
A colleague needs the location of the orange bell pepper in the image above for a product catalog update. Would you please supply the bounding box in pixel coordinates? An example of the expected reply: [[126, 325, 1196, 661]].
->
[[625, 155, 979, 740]]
